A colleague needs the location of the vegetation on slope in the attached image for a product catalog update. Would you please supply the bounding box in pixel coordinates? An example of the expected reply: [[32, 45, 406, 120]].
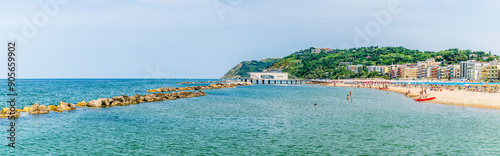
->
[[221, 58, 281, 79], [269, 46, 498, 79]]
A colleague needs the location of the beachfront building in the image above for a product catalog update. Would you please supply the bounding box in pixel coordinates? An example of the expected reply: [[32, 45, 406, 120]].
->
[[481, 67, 489, 81], [248, 69, 288, 80], [402, 68, 418, 79], [388, 65, 403, 78], [416, 58, 441, 79], [367, 66, 388, 74], [383, 66, 390, 74], [417, 64, 427, 79], [429, 66, 439, 78], [487, 65, 500, 81], [346, 64, 364, 73], [437, 67, 448, 79], [417, 65, 439, 79], [460, 61, 468, 79], [460, 60, 490, 80], [447, 65, 460, 79], [469, 61, 489, 80]]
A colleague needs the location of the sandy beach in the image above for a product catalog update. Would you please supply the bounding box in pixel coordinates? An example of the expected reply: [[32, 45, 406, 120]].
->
[[328, 82, 500, 110]]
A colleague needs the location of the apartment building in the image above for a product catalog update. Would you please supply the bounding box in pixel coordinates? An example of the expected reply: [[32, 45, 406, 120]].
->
[[487, 65, 500, 80], [402, 68, 418, 79]]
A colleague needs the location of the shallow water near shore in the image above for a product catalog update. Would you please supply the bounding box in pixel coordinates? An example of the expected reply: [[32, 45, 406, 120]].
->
[[2, 79, 500, 155]]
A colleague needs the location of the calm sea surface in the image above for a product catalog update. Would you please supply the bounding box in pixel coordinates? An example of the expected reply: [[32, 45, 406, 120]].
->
[[2, 79, 500, 155]]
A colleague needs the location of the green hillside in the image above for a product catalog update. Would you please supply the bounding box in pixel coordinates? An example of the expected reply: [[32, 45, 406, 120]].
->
[[270, 46, 497, 79], [221, 58, 281, 79]]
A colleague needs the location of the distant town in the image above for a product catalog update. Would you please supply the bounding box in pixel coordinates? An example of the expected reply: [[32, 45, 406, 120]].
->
[[224, 46, 500, 81]]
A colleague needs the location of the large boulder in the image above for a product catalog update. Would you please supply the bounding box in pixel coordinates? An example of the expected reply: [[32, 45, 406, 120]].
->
[[128, 95, 141, 104], [144, 95, 155, 102], [87, 100, 102, 107], [29, 103, 50, 114], [58, 101, 76, 110], [111, 96, 125, 106], [199, 90, 207, 96], [98, 98, 113, 107], [38, 105, 50, 114], [1, 107, 20, 118]]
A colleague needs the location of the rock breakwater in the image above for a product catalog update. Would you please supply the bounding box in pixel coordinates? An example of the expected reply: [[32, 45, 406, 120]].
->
[[2, 90, 207, 119], [147, 82, 252, 92]]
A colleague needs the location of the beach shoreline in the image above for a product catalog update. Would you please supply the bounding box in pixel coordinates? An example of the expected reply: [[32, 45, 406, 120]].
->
[[326, 81, 500, 110]]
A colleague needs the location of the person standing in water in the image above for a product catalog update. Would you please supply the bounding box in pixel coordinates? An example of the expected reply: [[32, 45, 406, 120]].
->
[[314, 103, 317, 108], [347, 95, 350, 100]]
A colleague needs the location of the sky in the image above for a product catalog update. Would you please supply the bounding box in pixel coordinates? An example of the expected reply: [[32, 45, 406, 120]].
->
[[1, 0, 500, 78]]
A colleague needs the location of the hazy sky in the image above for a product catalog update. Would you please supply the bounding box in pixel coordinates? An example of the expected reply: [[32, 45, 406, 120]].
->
[[1, 0, 500, 78]]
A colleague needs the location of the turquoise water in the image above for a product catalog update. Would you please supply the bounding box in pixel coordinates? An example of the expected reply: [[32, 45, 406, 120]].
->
[[2, 79, 500, 155]]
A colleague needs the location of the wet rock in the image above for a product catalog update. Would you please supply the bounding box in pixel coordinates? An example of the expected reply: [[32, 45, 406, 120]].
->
[[111, 96, 126, 106], [77, 101, 88, 107], [112, 96, 125, 102], [199, 90, 207, 96], [98, 98, 113, 107], [1, 107, 20, 118], [48, 105, 63, 112], [23, 107, 30, 112], [128, 94, 141, 104], [58, 101, 76, 111], [87, 100, 102, 107], [144, 95, 155, 102], [29, 103, 50, 114]]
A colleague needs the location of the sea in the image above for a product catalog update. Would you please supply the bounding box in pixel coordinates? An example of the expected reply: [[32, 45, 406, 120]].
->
[[2, 79, 500, 155]]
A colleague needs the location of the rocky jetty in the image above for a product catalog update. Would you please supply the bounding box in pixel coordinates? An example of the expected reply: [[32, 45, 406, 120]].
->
[[147, 82, 252, 92], [11, 90, 207, 118], [5, 83, 246, 119], [28, 103, 50, 114]]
